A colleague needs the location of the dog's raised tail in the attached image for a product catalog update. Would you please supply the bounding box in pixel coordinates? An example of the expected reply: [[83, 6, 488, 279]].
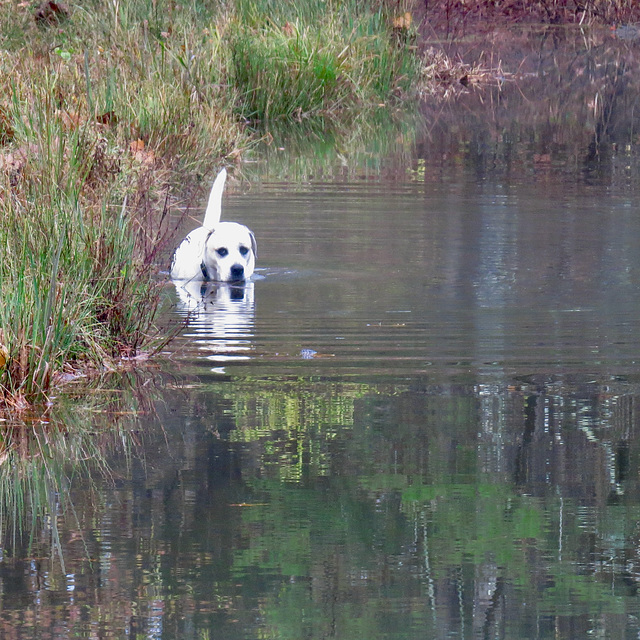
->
[[202, 167, 227, 230]]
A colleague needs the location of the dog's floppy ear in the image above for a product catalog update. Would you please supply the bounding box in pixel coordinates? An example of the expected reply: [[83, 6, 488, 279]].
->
[[202, 168, 227, 230], [250, 230, 258, 260]]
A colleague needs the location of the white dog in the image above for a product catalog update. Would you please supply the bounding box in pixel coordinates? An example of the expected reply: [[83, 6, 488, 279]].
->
[[171, 168, 257, 283]]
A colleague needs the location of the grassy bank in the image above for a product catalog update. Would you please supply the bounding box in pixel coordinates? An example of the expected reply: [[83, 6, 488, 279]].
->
[[0, 0, 423, 407]]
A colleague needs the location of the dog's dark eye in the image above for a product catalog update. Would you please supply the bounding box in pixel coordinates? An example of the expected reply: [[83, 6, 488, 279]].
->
[[239, 246, 249, 257], [216, 247, 229, 257]]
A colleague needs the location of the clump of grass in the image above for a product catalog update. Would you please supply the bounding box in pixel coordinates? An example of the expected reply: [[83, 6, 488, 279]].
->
[[0, 5, 242, 407], [0, 127, 160, 405], [0, 59, 196, 406], [230, 24, 348, 122], [228, 0, 420, 123]]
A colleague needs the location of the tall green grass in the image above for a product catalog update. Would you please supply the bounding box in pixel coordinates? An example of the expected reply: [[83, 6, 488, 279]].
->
[[0, 138, 158, 403], [229, 0, 419, 123]]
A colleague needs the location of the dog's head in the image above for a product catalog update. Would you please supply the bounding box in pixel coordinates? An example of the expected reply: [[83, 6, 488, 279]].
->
[[202, 221, 257, 283]]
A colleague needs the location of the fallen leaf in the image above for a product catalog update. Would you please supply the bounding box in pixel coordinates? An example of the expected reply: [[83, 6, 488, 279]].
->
[[129, 139, 145, 153], [393, 12, 412, 29], [0, 106, 14, 145], [60, 109, 82, 130], [129, 139, 155, 165]]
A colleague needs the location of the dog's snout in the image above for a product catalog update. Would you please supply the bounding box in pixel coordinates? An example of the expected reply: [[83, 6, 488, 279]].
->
[[230, 264, 245, 281]]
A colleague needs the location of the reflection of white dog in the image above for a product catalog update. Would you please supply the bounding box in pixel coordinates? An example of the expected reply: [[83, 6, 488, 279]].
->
[[171, 169, 257, 283], [175, 281, 255, 361]]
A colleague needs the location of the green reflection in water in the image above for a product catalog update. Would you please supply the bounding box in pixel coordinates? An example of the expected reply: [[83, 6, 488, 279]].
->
[[2, 374, 640, 638], [186, 378, 640, 639]]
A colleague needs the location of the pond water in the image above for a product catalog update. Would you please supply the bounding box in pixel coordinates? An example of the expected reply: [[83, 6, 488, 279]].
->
[[6, 26, 640, 640]]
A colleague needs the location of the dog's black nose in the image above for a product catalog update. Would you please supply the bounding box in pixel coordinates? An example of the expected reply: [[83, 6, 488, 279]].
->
[[230, 264, 245, 281]]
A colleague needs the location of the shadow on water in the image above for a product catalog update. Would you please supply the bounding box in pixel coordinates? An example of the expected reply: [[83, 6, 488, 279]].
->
[[7, 24, 640, 640]]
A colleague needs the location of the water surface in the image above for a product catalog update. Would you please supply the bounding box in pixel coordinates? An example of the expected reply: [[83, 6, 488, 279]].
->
[[175, 179, 640, 384]]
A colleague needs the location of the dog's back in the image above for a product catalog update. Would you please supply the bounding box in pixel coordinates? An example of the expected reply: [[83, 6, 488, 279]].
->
[[171, 226, 211, 280]]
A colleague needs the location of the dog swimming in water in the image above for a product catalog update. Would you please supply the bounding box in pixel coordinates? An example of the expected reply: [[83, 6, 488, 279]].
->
[[170, 168, 257, 283]]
